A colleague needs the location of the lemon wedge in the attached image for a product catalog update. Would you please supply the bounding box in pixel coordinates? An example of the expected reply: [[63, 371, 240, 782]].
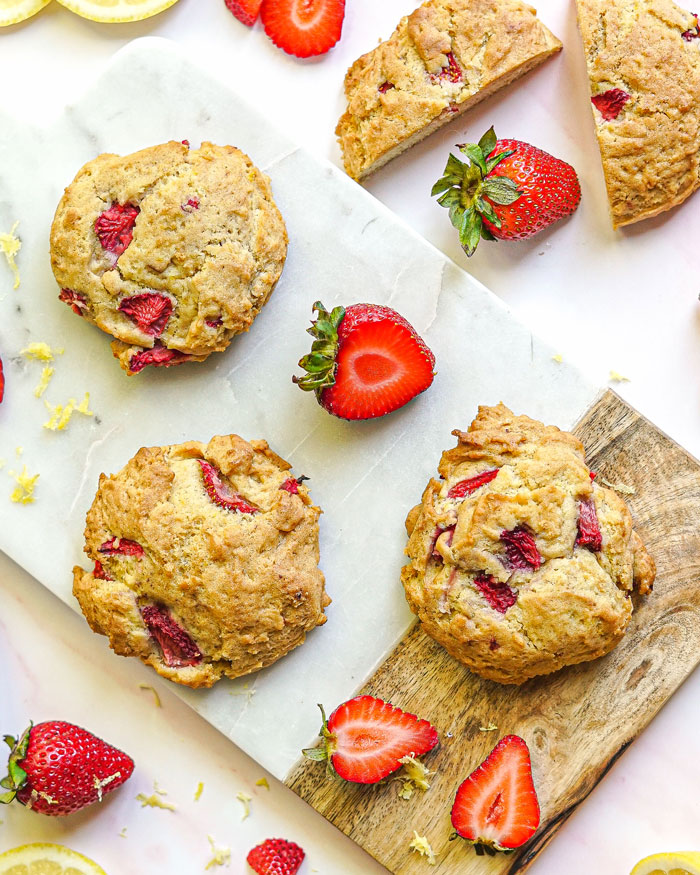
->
[[0, 843, 107, 875], [0, 0, 49, 29], [631, 851, 700, 875], [56, 0, 179, 22]]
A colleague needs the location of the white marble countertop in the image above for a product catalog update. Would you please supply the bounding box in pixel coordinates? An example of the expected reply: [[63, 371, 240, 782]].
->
[[1, 1, 700, 873]]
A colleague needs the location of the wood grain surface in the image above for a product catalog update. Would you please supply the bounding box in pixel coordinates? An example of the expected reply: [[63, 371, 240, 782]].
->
[[285, 391, 700, 873]]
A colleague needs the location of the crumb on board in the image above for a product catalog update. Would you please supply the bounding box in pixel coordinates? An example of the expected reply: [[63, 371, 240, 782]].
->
[[479, 723, 498, 732], [43, 392, 93, 431], [194, 781, 204, 802], [34, 366, 55, 398], [599, 476, 636, 495], [609, 370, 630, 383], [236, 791, 252, 820], [255, 777, 270, 790], [136, 781, 176, 812], [9, 465, 39, 504], [0, 222, 21, 289], [409, 831, 436, 865], [138, 683, 162, 708], [205, 835, 231, 870]]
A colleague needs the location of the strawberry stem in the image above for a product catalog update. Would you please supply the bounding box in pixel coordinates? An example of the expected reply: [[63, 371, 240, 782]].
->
[[293, 302, 345, 397], [0, 723, 31, 805]]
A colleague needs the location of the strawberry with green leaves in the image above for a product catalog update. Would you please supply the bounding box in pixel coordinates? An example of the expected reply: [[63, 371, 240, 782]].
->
[[432, 127, 580, 256]]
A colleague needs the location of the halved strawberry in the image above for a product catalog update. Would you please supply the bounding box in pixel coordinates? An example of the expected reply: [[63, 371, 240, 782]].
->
[[141, 604, 202, 668], [198, 459, 258, 514], [302, 695, 438, 784], [118, 293, 172, 337], [451, 735, 540, 855], [247, 838, 305, 875], [260, 0, 345, 58], [225, 0, 261, 26], [293, 301, 435, 420], [95, 203, 140, 256]]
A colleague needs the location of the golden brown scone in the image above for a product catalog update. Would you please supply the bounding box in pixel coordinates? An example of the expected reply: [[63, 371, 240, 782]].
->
[[576, 0, 700, 227], [401, 403, 655, 685], [73, 435, 329, 688], [336, 0, 561, 181], [50, 141, 287, 374]]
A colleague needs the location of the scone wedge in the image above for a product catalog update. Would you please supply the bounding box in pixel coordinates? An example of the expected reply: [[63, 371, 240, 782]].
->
[[576, 0, 700, 227], [336, 0, 561, 181], [401, 404, 655, 685]]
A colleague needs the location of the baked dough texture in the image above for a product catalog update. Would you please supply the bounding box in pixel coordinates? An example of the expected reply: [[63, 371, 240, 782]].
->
[[401, 403, 655, 685], [50, 141, 287, 374], [576, 0, 700, 227], [336, 0, 561, 181], [73, 435, 329, 688]]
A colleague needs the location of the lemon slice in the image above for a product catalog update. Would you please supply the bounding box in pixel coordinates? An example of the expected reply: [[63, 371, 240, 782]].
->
[[0, 0, 51, 27], [0, 843, 107, 875], [56, 0, 179, 23], [631, 851, 700, 875]]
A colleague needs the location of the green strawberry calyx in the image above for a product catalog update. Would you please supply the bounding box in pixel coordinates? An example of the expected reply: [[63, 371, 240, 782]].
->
[[0, 723, 31, 804], [431, 127, 522, 257], [292, 301, 345, 399], [301, 704, 339, 778]]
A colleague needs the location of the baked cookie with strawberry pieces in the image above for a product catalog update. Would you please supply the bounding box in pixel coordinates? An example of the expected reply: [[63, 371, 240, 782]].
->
[[73, 434, 329, 687], [50, 141, 287, 375], [576, 0, 700, 227], [402, 403, 655, 685]]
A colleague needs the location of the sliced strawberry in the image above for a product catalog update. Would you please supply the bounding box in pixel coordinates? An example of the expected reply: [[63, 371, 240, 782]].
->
[[92, 560, 112, 580], [58, 288, 88, 316], [140, 604, 202, 668], [247, 838, 305, 875], [198, 459, 258, 514], [127, 344, 192, 374], [500, 527, 541, 571], [451, 735, 540, 854], [447, 468, 499, 499], [99, 537, 144, 557], [0, 356, 4, 405], [473, 573, 517, 613], [303, 695, 438, 784], [260, 0, 345, 58], [118, 293, 172, 337], [294, 301, 435, 420], [576, 498, 602, 551], [225, 0, 262, 26], [94, 203, 140, 256]]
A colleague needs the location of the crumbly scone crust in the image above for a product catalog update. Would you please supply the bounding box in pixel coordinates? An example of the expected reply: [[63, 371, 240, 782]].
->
[[73, 435, 329, 688], [336, 0, 561, 181], [576, 0, 700, 227], [50, 141, 288, 371], [401, 403, 655, 685]]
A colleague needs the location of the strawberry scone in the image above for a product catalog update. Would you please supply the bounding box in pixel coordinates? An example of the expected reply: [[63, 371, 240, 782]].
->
[[50, 141, 287, 374], [402, 403, 655, 685], [73, 435, 329, 687]]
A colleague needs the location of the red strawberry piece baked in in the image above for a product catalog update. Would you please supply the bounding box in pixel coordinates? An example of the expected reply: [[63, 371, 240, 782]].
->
[[260, 0, 345, 58], [451, 734, 540, 855], [302, 694, 438, 783], [247, 838, 305, 875], [0, 721, 134, 816], [94, 203, 140, 257], [294, 301, 435, 420]]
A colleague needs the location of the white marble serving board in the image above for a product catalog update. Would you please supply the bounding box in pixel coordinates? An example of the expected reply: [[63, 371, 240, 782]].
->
[[0, 38, 598, 782]]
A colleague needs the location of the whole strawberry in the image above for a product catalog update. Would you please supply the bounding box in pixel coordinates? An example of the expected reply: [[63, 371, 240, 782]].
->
[[0, 721, 134, 816], [293, 301, 435, 420], [0, 354, 4, 404], [247, 838, 305, 875], [432, 127, 580, 256]]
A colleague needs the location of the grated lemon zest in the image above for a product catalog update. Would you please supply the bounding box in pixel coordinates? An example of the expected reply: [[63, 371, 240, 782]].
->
[[0, 222, 21, 289], [397, 755, 432, 799], [119, 827, 128, 838], [194, 781, 204, 801], [10, 465, 39, 503], [255, 777, 270, 790], [136, 781, 176, 811], [609, 370, 630, 383], [43, 392, 93, 431], [599, 476, 636, 495], [409, 831, 436, 865], [551, 354, 563, 363], [20, 342, 59, 362], [479, 723, 498, 732], [205, 835, 231, 870], [15, 446, 22, 456], [138, 683, 162, 708], [0, 459, 5, 469], [34, 366, 54, 398], [236, 791, 252, 820]]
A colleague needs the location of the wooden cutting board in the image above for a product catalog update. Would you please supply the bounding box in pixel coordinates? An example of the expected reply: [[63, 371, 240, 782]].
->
[[285, 390, 700, 873]]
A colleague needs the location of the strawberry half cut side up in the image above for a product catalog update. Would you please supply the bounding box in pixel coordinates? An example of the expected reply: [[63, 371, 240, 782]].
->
[[94, 203, 140, 256], [451, 734, 540, 855], [447, 468, 499, 499], [58, 288, 88, 316], [225, 0, 262, 26], [260, 0, 346, 58], [141, 604, 202, 668], [302, 695, 438, 784], [99, 537, 144, 557], [118, 293, 172, 337], [293, 301, 435, 420], [127, 344, 192, 374], [247, 838, 305, 875], [576, 497, 602, 551], [0, 721, 134, 816], [431, 126, 580, 256], [500, 527, 541, 571], [198, 459, 259, 514]]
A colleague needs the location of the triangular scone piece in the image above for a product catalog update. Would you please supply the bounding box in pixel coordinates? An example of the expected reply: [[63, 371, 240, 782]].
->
[[336, 0, 561, 181], [576, 0, 700, 228]]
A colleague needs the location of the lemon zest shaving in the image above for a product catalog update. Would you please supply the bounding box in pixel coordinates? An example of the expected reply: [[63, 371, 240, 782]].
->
[[205, 835, 231, 870], [409, 831, 436, 865], [119, 827, 128, 838], [0, 459, 6, 470], [397, 755, 432, 800], [609, 370, 630, 383], [0, 222, 21, 289], [34, 366, 54, 398], [20, 342, 57, 362], [136, 781, 176, 811], [255, 777, 270, 790], [138, 683, 162, 708], [194, 781, 204, 801], [10, 465, 39, 504], [43, 393, 93, 431], [479, 723, 498, 732], [599, 476, 636, 495], [236, 791, 252, 820], [15, 446, 23, 456], [551, 354, 563, 363]]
